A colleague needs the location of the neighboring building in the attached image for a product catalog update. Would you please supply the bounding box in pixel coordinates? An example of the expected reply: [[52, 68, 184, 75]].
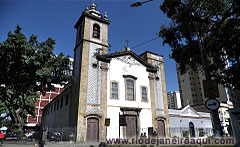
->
[[176, 66, 229, 112], [167, 91, 182, 109], [176, 65, 234, 136], [218, 102, 233, 136], [25, 58, 73, 132], [169, 105, 213, 138], [41, 3, 170, 142], [25, 84, 64, 132], [228, 88, 240, 144]]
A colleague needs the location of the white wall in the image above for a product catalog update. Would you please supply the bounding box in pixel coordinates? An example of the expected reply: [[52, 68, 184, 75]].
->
[[106, 55, 153, 139]]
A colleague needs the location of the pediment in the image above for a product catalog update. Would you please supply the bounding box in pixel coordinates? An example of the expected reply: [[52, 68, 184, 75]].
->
[[97, 51, 157, 72], [180, 105, 200, 117], [113, 55, 143, 67]]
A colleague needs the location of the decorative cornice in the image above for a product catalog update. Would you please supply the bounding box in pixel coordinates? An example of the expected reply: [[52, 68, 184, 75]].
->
[[84, 113, 102, 118], [120, 107, 142, 112], [100, 64, 109, 71], [123, 75, 138, 80], [74, 39, 109, 51]]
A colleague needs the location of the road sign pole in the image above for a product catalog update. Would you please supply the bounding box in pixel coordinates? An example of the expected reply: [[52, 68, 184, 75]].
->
[[194, 19, 223, 136]]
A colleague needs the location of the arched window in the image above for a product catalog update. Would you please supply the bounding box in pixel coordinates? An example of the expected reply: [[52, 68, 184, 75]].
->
[[93, 24, 100, 39], [189, 122, 195, 137]]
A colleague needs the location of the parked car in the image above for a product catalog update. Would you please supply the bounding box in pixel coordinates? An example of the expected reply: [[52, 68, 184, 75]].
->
[[25, 131, 34, 138], [6, 131, 17, 138], [47, 132, 61, 141]]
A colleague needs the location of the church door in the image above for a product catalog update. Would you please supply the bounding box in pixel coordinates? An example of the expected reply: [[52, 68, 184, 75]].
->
[[157, 120, 165, 137], [126, 115, 137, 138], [87, 118, 99, 141]]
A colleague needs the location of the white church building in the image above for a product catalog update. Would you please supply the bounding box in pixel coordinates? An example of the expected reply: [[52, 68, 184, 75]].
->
[[41, 2, 170, 142]]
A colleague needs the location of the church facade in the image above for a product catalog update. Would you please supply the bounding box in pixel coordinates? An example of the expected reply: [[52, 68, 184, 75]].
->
[[41, 3, 170, 142]]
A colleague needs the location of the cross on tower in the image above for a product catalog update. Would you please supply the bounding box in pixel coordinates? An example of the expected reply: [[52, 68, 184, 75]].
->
[[125, 40, 130, 47]]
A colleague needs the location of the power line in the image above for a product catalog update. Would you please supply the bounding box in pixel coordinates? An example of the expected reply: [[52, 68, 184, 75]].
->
[[130, 36, 160, 49]]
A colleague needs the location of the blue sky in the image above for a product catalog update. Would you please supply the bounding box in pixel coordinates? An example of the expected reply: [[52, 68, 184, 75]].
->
[[0, 0, 179, 92]]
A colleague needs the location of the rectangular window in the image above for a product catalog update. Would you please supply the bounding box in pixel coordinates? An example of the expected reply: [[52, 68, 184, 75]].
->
[[126, 79, 135, 101], [141, 86, 148, 102], [79, 26, 82, 40], [66, 94, 69, 105], [54, 102, 56, 111], [57, 100, 59, 110], [111, 81, 119, 99], [60, 97, 63, 108]]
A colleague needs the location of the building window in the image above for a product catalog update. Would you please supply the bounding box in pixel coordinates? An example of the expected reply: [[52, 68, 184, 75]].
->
[[126, 79, 135, 101], [79, 26, 82, 40], [57, 100, 59, 110], [66, 94, 69, 105], [141, 86, 148, 102], [60, 97, 63, 108], [54, 102, 56, 111], [111, 81, 119, 99], [93, 24, 100, 39]]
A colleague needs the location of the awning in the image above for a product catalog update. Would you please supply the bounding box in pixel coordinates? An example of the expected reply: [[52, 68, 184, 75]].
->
[[0, 126, 8, 131]]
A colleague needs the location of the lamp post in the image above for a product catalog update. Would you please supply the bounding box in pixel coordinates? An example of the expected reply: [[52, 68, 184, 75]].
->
[[130, 0, 154, 8]]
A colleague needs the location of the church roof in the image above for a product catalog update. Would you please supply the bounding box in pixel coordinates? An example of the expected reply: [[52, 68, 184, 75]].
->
[[168, 105, 211, 118], [97, 50, 157, 72], [139, 51, 163, 57]]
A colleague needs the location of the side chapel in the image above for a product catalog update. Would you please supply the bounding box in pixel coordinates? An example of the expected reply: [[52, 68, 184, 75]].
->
[[41, 2, 170, 142]]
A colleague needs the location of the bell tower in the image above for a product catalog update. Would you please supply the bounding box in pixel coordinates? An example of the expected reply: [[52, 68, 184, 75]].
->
[[69, 2, 110, 142]]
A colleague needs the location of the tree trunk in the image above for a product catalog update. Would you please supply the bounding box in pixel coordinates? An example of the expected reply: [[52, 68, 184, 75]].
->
[[16, 108, 24, 140]]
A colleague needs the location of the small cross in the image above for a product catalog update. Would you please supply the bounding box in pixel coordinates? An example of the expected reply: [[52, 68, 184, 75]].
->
[[92, 0, 95, 3], [125, 40, 130, 47]]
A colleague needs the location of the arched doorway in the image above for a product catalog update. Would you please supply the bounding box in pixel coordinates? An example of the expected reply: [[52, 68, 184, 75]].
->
[[189, 122, 195, 137], [157, 120, 166, 137], [87, 118, 99, 141]]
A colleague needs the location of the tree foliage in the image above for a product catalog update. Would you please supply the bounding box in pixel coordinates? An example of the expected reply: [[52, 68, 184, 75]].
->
[[159, 0, 240, 88], [0, 25, 72, 134]]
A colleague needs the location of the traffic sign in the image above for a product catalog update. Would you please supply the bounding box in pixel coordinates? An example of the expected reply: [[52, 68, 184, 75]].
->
[[205, 98, 220, 111], [203, 80, 219, 98]]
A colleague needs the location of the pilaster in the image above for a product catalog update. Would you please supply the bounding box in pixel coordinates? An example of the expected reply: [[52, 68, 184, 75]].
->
[[159, 62, 170, 137], [76, 41, 90, 142], [149, 73, 157, 130], [99, 62, 108, 142]]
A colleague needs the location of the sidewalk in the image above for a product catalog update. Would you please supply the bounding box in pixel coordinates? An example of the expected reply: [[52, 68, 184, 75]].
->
[[0, 141, 103, 147]]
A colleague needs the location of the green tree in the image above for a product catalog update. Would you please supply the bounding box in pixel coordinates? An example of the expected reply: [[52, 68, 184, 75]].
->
[[0, 25, 72, 139], [159, 0, 240, 88]]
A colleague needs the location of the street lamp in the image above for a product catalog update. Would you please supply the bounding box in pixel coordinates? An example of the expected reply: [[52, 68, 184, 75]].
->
[[130, 0, 154, 8]]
